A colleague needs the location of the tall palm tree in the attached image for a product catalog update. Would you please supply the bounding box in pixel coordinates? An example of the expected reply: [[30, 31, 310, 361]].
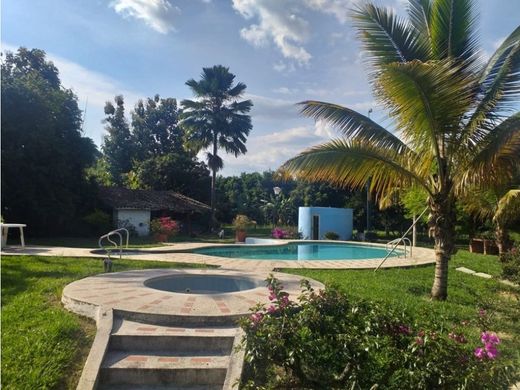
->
[[181, 66, 253, 225], [463, 188, 520, 255], [282, 0, 520, 300]]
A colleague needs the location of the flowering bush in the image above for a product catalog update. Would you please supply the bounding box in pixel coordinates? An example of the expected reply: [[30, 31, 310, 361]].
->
[[500, 246, 520, 284], [239, 276, 514, 389], [271, 227, 287, 239], [272, 226, 301, 239], [150, 217, 179, 241]]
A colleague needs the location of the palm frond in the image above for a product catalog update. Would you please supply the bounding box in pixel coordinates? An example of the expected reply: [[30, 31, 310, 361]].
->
[[480, 26, 520, 84], [407, 0, 433, 55], [298, 100, 411, 154], [376, 60, 473, 164], [430, 0, 479, 66], [351, 3, 429, 68], [282, 138, 431, 205], [461, 189, 498, 222], [494, 189, 520, 226], [461, 113, 520, 188]]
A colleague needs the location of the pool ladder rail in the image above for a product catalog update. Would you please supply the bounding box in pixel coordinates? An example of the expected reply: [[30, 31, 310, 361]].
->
[[99, 228, 130, 260]]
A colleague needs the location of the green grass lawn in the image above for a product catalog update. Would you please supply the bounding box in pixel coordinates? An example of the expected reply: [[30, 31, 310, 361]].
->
[[285, 251, 520, 371], [0, 255, 211, 390], [2, 251, 518, 388]]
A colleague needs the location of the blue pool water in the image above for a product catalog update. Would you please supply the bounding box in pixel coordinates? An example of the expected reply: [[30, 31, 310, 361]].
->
[[192, 242, 397, 261]]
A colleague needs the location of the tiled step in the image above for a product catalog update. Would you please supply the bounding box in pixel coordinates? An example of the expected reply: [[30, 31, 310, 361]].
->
[[99, 352, 229, 386], [109, 334, 234, 355], [113, 319, 238, 337]]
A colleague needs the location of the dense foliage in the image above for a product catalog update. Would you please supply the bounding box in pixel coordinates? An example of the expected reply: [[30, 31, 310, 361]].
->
[[500, 246, 520, 284], [240, 276, 515, 389], [1, 48, 98, 235], [98, 94, 210, 201]]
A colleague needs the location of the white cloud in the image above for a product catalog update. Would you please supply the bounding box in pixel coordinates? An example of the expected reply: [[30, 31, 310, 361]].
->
[[304, 0, 353, 24], [110, 0, 179, 34], [272, 86, 298, 95], [222, 125, 330, 175], [233, 0, 312, 64], [232, 0, 355, 64]]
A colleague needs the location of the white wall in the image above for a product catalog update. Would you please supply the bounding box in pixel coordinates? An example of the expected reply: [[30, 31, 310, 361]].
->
[[116, 209, 151, 236]]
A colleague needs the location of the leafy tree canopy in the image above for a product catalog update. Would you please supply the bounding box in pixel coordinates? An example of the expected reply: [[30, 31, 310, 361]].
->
[[1, 47, 98, 235]]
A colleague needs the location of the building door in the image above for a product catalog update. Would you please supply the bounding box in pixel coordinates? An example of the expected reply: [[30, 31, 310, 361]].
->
[[312, 215, 319, 240]]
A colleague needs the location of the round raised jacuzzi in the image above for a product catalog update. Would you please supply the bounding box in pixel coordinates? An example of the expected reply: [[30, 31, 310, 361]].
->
[[144, 274, 261, 294]]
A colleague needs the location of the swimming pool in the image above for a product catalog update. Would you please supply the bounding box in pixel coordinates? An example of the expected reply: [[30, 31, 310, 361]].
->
[[192, 242, 398, 261]]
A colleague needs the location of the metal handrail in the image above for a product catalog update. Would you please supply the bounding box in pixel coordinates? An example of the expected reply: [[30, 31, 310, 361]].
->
[[98, 228, 129, 260], [375, 207, 429, 272]]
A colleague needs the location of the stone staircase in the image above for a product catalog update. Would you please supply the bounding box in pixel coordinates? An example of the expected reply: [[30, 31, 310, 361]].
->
[[95, 316, 243, 390]]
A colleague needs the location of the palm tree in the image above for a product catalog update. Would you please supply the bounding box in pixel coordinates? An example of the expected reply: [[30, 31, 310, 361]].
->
[[181, 66, 253, 226], [282, 0, 520, 300], [463, 188, 520, 255]]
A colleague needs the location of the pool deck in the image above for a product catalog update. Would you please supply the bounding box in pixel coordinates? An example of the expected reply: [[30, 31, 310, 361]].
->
[[62, 268, 325, 320], [1, 240, 436, 270]]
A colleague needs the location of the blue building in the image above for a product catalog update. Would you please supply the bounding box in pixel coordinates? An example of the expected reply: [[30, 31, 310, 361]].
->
[[298, 207, 353, 240]]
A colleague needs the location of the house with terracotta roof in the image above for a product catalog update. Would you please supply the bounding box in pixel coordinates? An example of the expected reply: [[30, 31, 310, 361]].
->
[[99, 187, 210, 236]]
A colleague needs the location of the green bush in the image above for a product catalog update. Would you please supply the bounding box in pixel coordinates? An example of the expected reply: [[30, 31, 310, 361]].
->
[[239, 276, 514, 389], [83, 209, 111, 234], [500, 246, 520, 285], [324, 231, 340, 240]]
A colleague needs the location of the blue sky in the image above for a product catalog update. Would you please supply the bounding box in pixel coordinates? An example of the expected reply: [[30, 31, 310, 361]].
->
[[2, 0, 519, 176]]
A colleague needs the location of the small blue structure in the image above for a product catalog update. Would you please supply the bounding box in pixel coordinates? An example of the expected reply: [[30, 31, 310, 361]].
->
[[298, 207, 353, 240]]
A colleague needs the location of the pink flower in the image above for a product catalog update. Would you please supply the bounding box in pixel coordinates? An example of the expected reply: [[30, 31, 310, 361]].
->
[[279, 294, 290, 308], [474, 347, 485, 360], [250, 312, 263, 325], [485, 344, 499, 359], [268, 292, 277, 301], [267, 305, 277, 314], [481, 332, 500, 345], [478, 308, 487, 318], [415, 337, 424, 346]]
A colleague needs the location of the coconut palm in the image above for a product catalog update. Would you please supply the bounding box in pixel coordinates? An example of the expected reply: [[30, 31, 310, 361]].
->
[[181, 66, 253, 225], [282, 0, 520, 300], [463, 188, 520, 254]]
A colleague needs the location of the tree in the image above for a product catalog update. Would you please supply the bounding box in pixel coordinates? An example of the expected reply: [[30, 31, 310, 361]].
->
[[102, 95, 133, 185], [283, 1, 520, 300], [98, 94, 210, 201], [1, 47, 97, 235], [181, 65, 253, 226], [463, 188, 520, 254], [131, 95, 184, 159]]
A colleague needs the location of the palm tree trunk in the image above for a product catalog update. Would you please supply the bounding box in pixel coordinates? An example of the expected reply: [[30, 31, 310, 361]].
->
[[210, 134, 218, 228], [429, 193, 456, 301], [495, 224, 510, 256]]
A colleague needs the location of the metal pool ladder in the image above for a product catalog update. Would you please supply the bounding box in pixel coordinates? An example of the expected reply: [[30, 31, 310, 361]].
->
[[99, 228, 129, 260], [375, 206, 429, 272]]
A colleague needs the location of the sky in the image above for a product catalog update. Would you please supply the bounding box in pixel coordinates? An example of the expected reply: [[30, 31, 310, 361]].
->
[[2, 0, 519, 176]]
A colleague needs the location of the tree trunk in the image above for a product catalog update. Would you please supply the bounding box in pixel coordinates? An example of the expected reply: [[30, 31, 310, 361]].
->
[[210, 138, 218, 229], [428, 193, 456, 301], [495, 224, 510, 256]]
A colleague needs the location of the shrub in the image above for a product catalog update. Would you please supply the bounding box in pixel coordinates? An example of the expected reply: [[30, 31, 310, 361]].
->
[[239, 276, 514, 389], [324, 231, 340, 240], [83, 209, 111, 234], [272, 226, 301, 239], [150, 217, 179, 241], [233, 214, 253, 231], [272, 227, 286, 239], [500, 246, 520, 285]]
